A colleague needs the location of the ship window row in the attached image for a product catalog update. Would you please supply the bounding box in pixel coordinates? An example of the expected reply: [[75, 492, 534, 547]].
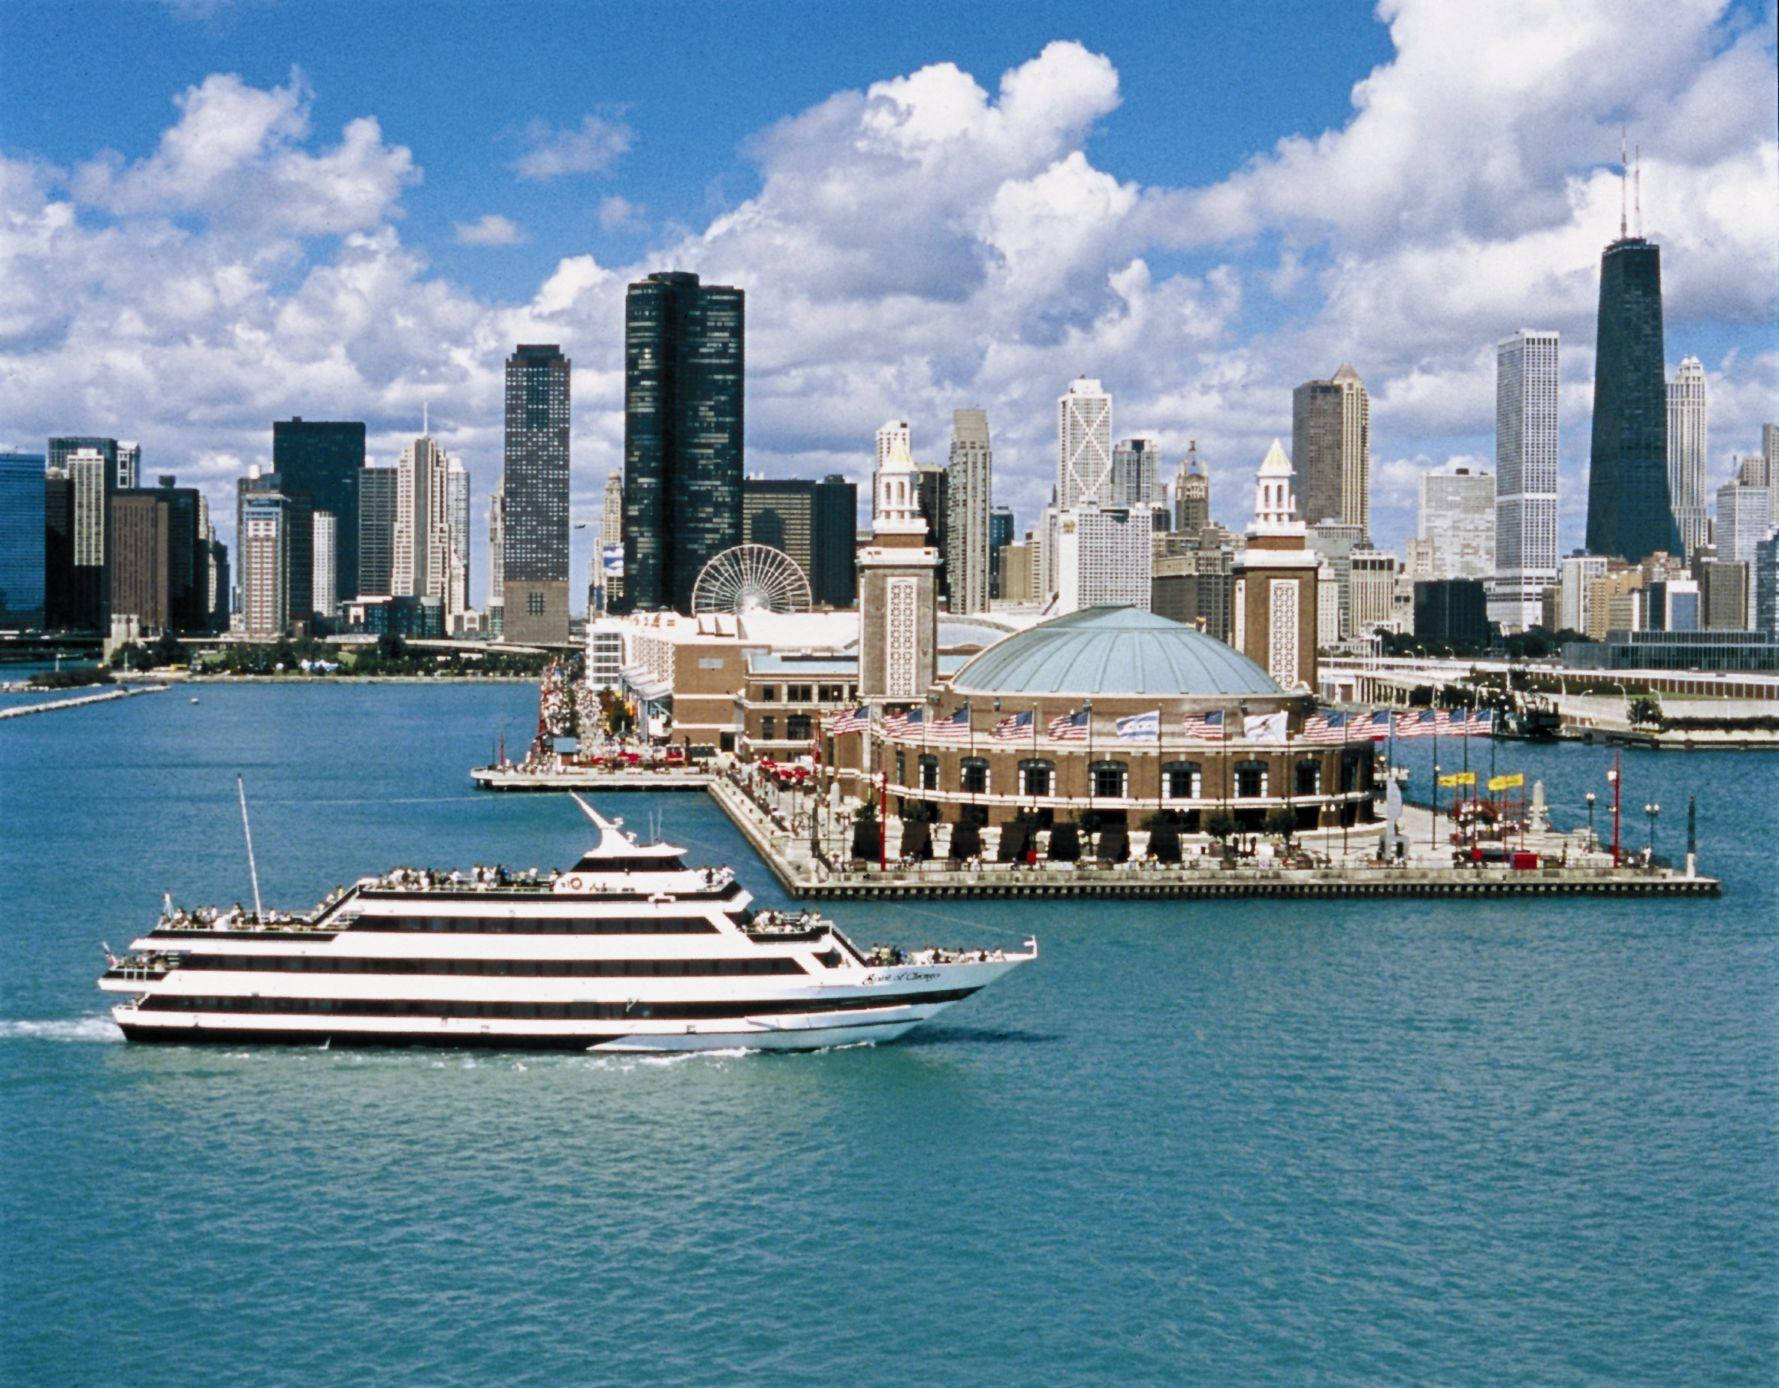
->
[[353, 916, 719, 934], [142, 989, 979, 1021], [174, 954, 804, 977]]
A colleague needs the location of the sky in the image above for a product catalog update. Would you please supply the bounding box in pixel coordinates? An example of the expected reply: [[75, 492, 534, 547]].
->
[[1, 0, 1775, 611]]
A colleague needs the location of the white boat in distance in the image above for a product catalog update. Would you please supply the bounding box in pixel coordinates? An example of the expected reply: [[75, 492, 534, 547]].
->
[[100, 796, 1035, 1052]]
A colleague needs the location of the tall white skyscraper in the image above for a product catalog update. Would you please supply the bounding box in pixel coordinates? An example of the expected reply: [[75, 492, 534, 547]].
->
[[312, 511, 337, 620], [1417, 463, 1496, 579], [446, 456, 470, 626], [393, 432, 455, 609], [1056, 377, 1113, 509], [1491, 330, 1560, 629], [944, 409, 992, 614], [597, 469, 624, 610], [1110, 437, 1161, 511], [1666, 356, 1709, 559], [487, 480, 505, 634]]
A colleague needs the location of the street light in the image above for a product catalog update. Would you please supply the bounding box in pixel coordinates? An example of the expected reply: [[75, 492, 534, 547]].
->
[[1645, 801, 1660, 865], [1584, 791, 1597, 851], [1324, 799, 1341, 864]]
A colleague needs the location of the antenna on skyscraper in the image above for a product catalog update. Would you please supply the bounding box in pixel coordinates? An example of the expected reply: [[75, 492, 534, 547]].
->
[[1633, 142, 1642, 236], [1618, 127, 1628, 239]]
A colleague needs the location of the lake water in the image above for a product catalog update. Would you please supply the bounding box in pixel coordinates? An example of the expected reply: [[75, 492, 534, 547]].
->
[[2, 684, 1775, 1383]]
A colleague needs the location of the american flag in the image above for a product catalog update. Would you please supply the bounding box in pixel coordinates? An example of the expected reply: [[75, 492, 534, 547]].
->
[[1393, 710, 1439, 739], [882, 707, 924, 739], [825, 706, 869, 735], [1357, 710, 1393, 741], [1048, 709, 1089, 741], [1453, 708, 1494, 736], [991, 710, 1034, 740], [926, 707, 972, 741], [1299, 710, 1349, 744], [1180, 709, 1224, 742]]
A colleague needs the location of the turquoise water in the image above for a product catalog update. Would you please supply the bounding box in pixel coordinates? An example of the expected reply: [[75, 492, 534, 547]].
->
[[2, 685, 1775, 1384]]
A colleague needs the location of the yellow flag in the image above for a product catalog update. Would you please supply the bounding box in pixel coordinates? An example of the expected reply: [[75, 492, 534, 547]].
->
[[1488, 772, 1524, 792], [1438, 771, 1476, 787]]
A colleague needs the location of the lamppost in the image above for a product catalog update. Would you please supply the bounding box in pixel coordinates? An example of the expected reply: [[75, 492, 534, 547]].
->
[[1607, 751, 1622, 866], [1431, 762, 1440, 849], [1324, 799, 1340, 864], [1584, 791, 1597, 851], [1644, 801, 1660, 867]]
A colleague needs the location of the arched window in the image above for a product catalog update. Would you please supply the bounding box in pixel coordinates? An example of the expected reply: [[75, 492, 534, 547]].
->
[[1088, 760, 1128, 799], [960, 758, 989, 795], [1295, 758, 1321, 796], [1162, 760, 1203, 800], [1234, 759, 1269, 798], [1018, 758, 1054, 797]]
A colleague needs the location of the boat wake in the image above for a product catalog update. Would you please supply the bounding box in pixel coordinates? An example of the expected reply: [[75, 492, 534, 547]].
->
[[0, 1015, 124, 1043]]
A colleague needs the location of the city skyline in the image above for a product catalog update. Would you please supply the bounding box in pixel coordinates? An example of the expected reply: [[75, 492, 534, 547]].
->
[[0, 4, 1773, 611]]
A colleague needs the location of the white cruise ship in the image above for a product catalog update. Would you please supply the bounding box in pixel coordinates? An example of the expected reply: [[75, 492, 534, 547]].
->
[[99, 798, 1034, 1052]]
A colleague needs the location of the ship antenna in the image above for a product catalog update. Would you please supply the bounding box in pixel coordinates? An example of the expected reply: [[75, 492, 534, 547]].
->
[[237, 774, 264, 922], [1618, 127, 1628, 240]]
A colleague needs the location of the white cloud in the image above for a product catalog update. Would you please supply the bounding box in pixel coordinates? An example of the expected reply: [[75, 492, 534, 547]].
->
[[597, 195, 644, 230], [2, 13, 1774, 590], [512, 115, 632, 180], [454, 214, 523, 246]]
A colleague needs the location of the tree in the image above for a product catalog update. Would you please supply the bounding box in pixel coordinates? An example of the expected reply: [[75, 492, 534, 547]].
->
[[1048, 822, 1081, 862], [1627, 695, 1663, 729], [1204, 809, 1237, 845], [949, 822, 983, 861], [850, 797, 880, 862], [149, 630, 185, 667], [1143, 811, 1182, 864], [1263, 805, 1298, 845]]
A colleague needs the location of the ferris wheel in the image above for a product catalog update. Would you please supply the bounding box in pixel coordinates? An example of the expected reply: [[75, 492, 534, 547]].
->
[[691, 544, 813, 615]]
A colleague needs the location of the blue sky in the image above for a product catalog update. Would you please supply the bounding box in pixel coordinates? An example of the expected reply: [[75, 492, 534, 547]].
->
[[1, 0, 1774, 608]]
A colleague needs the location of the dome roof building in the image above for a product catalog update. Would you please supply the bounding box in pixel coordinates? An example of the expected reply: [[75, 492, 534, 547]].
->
[[950, 606, 1283, 701]]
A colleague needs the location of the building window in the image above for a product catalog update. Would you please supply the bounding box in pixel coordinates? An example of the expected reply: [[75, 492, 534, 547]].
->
[[919, 755, 939, 791], [960, 758, 988, 794], [1163, 761, 1203, 800], [758, 686, 777, 702], [819, 684, 844, 701], [526, 591, 544, 616], [1295, 759, 1321, 796], [786, 714, 812, 742], [895, 750, 907, 784], [1019, 760, 1053, 797], [787, 684, 813, 702], [1089, 761, 1127, 798], [760, 716, 776, 740], [1234, 760, 1269, 798]]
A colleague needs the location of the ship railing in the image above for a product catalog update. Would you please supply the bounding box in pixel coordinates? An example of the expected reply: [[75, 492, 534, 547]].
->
[[863, 946, 1010, 968]]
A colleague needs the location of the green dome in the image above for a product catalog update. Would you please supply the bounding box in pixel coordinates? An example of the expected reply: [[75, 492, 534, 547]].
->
[[950, 606, 1283, 699]]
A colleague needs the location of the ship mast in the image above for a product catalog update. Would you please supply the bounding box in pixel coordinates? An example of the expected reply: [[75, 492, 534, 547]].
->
[[237, 774, 264, 921]]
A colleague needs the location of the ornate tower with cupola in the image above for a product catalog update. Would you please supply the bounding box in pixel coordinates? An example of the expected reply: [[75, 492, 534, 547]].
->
[[857, 436, 939, 702], [1231, 439, 1320, 690]]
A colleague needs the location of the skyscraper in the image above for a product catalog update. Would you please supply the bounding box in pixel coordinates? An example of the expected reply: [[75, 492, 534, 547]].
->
[[67, 448, 108, 629], [0, 453, 46, 628], [1056, 377, 1113, 509], [1665, 357, 1708, 560], [504, 343, 572, 641], [273, 418, 365, 601], [486, 479, 505, 635], [811, 474, 857, 608], [393, 433, 452, 602], [944, 409, 992, 614], [358, 467, 397, 598], [446, 455, 470, 627], [1419, 463, 1495, 581], [597, 470, 623, 610], [622, 272, 743, 613], [312, 511, 337, 620], [988, 505, 1014, 598], [1109, 436, 1162, 516], [240, 490, 292, 638], [1492, 330, 1560, 629], [1173, 442, 1210, 533], [1587, 236, 1678, 562], [236, 468, 310, 631], [1292, 365, 1370, 532], [44, 467, 73, 628]]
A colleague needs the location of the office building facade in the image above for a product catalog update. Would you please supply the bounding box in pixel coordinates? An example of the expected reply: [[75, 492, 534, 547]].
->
[[273, 418, 365, 601], [1418, 463, 1496, 580], [1492, 330, 1560, 628], [1666, 357, 1708, 559], [1292, 365, 1369, 532], [504, 342, 573, 641], [622, 273, 743, 614], [358, 466, 397, 598], [1173, 442, 1210, 533], [0, 453, 46, 627], [945, 409, 992, 614], [1587, 238, 1678, 561], [1057, 377, 1112, 509]]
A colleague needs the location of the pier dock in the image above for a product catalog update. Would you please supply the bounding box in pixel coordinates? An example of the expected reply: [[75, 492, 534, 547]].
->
[[0, 684, 169, 720], [470, 764, 712, 792]]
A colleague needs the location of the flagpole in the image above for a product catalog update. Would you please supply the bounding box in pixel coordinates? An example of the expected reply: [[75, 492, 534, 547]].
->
[[1430, 714, 1440, 851]]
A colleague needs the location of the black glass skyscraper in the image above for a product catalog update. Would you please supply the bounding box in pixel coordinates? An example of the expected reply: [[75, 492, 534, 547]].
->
[[622, 271, 744, 612], [502, 344, 572, 642], [1587, 237, 1679, 562], [274, 418, 365, 602]]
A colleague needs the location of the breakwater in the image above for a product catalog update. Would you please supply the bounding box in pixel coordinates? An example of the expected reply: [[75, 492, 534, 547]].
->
[[0, 683, 168, 719]]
